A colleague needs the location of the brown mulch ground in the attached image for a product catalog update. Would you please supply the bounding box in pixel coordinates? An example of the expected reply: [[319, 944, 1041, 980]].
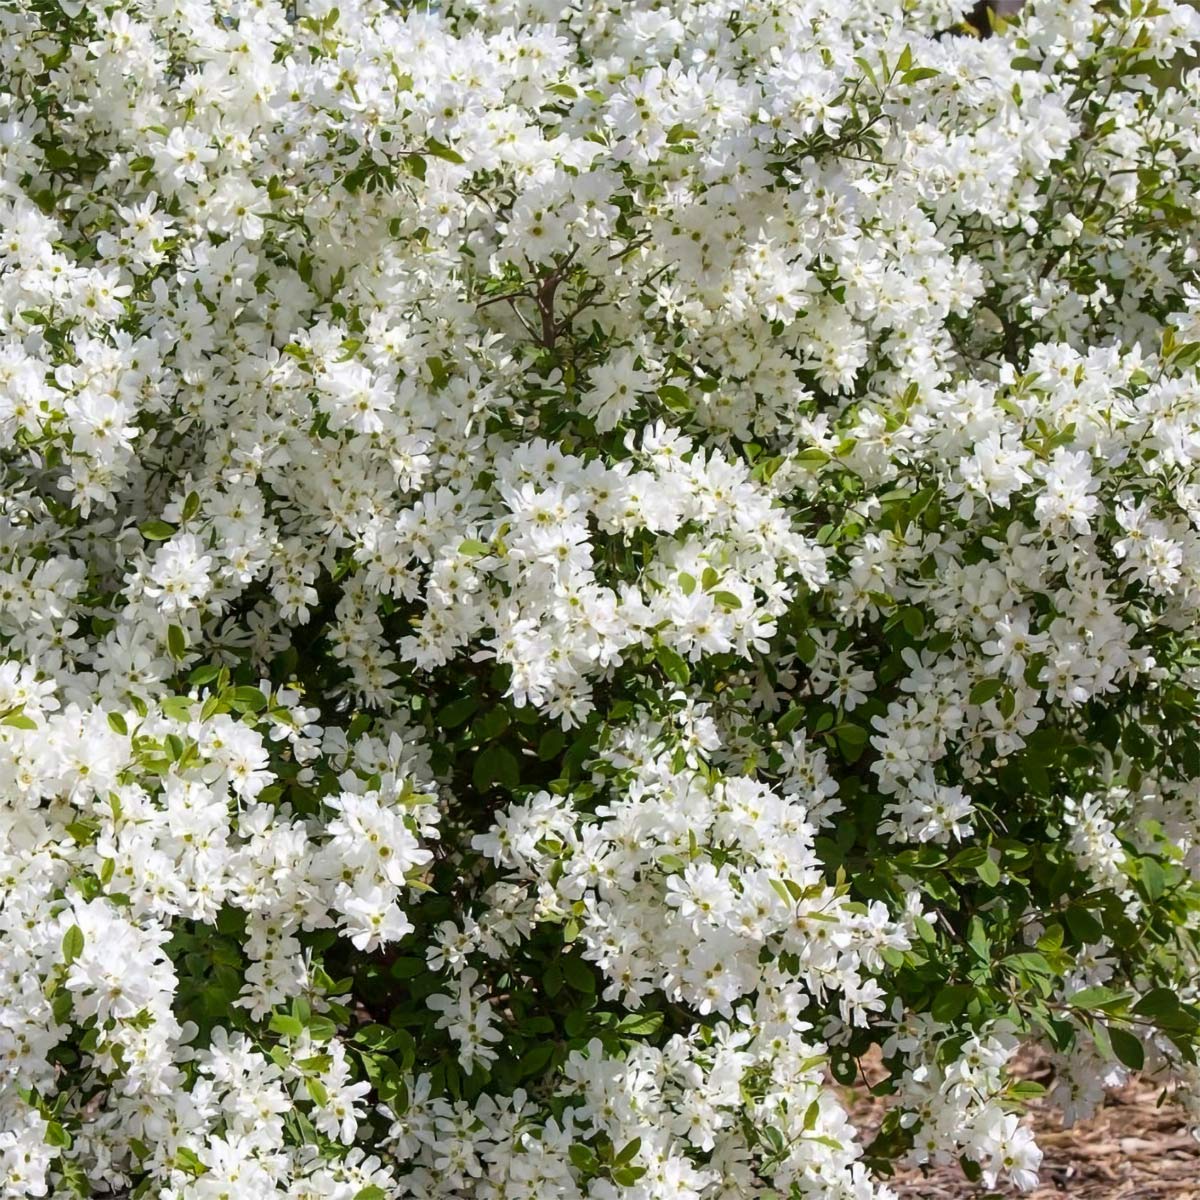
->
[[845, 1053, 1200, 1198]]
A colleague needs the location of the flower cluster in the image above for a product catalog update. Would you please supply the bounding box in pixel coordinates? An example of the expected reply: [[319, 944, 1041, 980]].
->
[[3, 0, 1200, 1196]]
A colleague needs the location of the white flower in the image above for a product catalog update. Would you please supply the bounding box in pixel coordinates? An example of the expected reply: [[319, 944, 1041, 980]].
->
[[144, 534, 214, 614], [1, 0, 1198, 1194]]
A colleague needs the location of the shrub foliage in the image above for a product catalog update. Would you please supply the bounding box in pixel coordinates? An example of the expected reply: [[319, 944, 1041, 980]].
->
[[3, 0, 1200, 1196]]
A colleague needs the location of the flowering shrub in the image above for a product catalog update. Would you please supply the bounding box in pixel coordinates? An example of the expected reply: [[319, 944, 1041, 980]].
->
[[4, 0, 1200, 1195]]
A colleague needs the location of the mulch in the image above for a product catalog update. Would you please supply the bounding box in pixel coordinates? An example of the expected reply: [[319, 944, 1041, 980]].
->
[[844, 1055, 1200, 1198]]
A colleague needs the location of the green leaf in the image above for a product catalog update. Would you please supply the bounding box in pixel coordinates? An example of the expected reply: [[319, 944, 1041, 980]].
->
[[160, 695, 193, 721], [776, 705, 805, 737], [614, 1011, 663, 1038], [835, 721, 869, 763], [1131, 987, 1174, 1017], [1138, 856, 1166, 901], [107, 712, 128, 735], [615, 1138, 641, 1165], [804, 1135, 845, 1151], [1068, 986, 1130, 1012], [269, 1012, 304, 1037], [1036, 923, 1064, 953], [913, 914, 937, 943], [296, 1053, 333, 1073], [711, 590, 742, 609], [476, 706, 510, 741], [949, 845, 988, 871], [439, 694, 480, 728], [62, 925, 84, 966], [1109, 1026, 1145, 1071], [611, 1166, 647, 1186], [167, 624, 187, 660], [65, 820, 96, 846], [538, 729, 565, 760], [964, 912, 993, 960], [853, 54, 879, 90], [657, 384, 690, 410], [425, 138, 466, 164], [969, 678, 1003, 706], [228, 686, 268, 713], [656, 644, 690, 685], [472, 744, 519, 793], [1008, 1079, 1046, 1101], [175, 1146, 206, 1177], [975, 856, 1001, 887], [568, 1143, 595, 1171], [45, 1120, 71, 1149], [930, 984, 973, 1023], [138, 520, 176, 540], [518, 1042, 555, 1077], [1132, 987, 1190, 1025], [562, 955, 595, 993], [1004, 951, 1053, 977], [1065, 905, 1104, 943]]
